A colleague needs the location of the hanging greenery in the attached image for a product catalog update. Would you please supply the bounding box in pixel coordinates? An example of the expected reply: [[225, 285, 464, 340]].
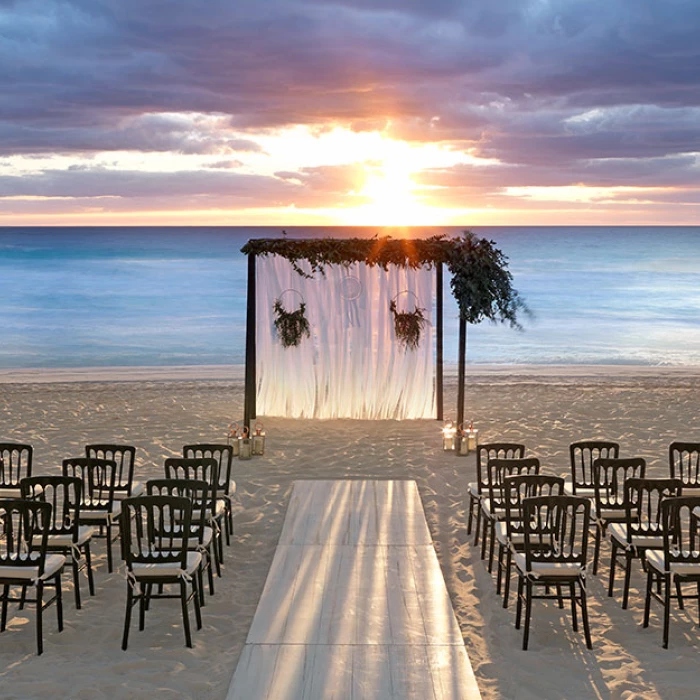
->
[[242, 231, 528, 327], [273, 298, 310, 348], [389, 299, 428, 350]]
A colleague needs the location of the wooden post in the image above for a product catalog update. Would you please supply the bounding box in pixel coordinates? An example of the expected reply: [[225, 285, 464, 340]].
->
[[457, 316, 466, 428], [436, 263, 444, 420], [244, 253, 257, 427]]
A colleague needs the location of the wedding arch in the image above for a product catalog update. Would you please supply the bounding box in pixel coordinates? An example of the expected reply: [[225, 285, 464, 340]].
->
[[241, 232, 525, 422]]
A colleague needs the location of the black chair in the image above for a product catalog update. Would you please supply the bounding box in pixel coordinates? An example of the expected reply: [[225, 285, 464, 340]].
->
[[85, 444, 141, 498], [0, 499, 65, 655], [567, 441, 620, 497], [469, 443, 526, 546], [607, 477, 682, 609], [147, 478, 215, 605], [120, 495, 202, 649], [0, 443, 33, 499], [643, 495, 700, 648], [182, 444, 235, 544], [668, 442, 700, 493], [62, 457, 121, 573], [481, 457, 540, 572], [164, 457, 223, 576], [514, 495, 592, 650], [591, 457, 646, 575], [497, 474, 565, 607], [21, 476, 95, 609]]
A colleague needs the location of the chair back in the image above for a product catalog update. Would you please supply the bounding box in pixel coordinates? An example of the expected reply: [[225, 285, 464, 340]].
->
[[147, 478, 209, 542], [593, 457, 646, 512], [660, 495, 700, 569], [120, 496, 191, 572], [0, 499, 51, 577], [504, 474, 564, 541], [62, 457, 117, 513], [476, 443, 526, 494], [164, 457, 218, 510], [569, 441, 620, 493], [0, 443, 33, 488], [668, 442, 700, 489], [522, 495, 590, 571], [487, 457, 540, 509], [182, 444, 233, 495], [85, 444, 136, 494], [623, 477, 683, 543], [21, 476, 82, 541]]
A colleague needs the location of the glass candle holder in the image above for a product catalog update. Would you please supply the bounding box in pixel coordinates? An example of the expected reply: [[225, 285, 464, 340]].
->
[[252, 421, 266, 456], [442, 421, 457, 452], [456, 425, 470, 456], [466, 428, 479, 452], [227, 422, 240, 457], [239, 426, 252, 460]]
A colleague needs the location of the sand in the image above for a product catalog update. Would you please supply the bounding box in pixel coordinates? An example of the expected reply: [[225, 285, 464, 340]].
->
[[2, 366, 700, 699]]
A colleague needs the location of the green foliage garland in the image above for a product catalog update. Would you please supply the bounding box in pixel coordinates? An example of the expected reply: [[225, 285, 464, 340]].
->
[[273, 299, 311, 348], [389, 299, 428, 350], [243, 232, 528, 327]]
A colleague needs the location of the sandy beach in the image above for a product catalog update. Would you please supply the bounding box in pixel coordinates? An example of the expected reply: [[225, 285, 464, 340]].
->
[[2, 367, 700, 699]]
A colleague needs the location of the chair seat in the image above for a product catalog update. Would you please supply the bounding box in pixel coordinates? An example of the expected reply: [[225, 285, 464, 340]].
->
[[0, 486, 22, 498], [132, 551, 202, 579], [168, 527, 214, 550], [495, 521, 524, 546], [609, 522, 664, 549], [646, 549, 700, 576], [113, 481, 145, 499], [192, 501, 226, 521], [80, 503, 122, 521], [0, 553, 66, 582], [481, 499, 506, 520], [595, 507, 627, 522], [514, 552, 584, 578], [47, 526, 96, 548]]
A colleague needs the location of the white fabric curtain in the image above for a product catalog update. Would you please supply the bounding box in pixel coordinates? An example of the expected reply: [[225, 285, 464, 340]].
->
[[256, 255, 436, 419]]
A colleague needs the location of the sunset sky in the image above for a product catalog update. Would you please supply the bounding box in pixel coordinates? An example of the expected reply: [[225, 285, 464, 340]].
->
[[2, 0, 699, 226]]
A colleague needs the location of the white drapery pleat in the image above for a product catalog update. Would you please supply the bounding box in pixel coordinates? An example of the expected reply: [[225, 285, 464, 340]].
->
[[256, 256, 436, 419]]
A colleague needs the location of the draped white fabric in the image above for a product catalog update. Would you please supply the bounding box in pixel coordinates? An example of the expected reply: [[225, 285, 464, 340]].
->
[[256, 255, 436, 419]]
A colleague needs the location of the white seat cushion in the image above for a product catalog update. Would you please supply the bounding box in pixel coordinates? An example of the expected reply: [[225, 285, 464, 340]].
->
[[113, 481, 145, 499], [228, 479, 237, 496], [0, 487, 22, 498], [80, 502, 122, 521], [168, 526, 214, 550], [48, 526, 96, 548], [564, 479, 595, 497], [514, 552, 584, 578], [132, 551, 202, 579], [468, 482, 480, 498], [0, 553, 66, 582], [481, 499, 505, 520], [646, 549, 700, 575], [495, 521, 525, 546], [609, 522, 664, 549]]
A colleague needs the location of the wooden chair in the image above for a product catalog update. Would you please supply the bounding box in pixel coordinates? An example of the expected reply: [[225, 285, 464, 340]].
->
[[668, 442, 700, 493], [607, 477, 682, 609], [164, 458, 224, 576], [62, 457, 121, 573], [85, 444, 141, 498], [567, 441, 619, 497], [497, 474, 564, 607], [643, 495, 700, 648], [514, 495, 592, 650], [147, 478, 215, 605], [481, 457, 540, 572], [21, 476, 95, 609], [469, 443, 525, 546], [0, 499, 65, 655], [182, 444, 235, 544], [120, 495, 202, 649], [591, 457, 646, 575], [0, 443, 33, 499]]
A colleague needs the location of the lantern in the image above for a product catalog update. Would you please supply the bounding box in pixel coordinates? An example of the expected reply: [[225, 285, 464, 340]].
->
[[442, 420, 457, 451], [456, 424, 470, 456], [239, 426, 252, 460], [227, 422, 240, 457], [252, 421, 266, 456], [466, 421, 479, 452]]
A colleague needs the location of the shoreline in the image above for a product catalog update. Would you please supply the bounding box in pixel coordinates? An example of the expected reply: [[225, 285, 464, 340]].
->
[[4, 362, 700, 384]]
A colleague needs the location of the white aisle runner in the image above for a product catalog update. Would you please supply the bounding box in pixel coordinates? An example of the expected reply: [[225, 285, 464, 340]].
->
[[227, 480, 481, 699]]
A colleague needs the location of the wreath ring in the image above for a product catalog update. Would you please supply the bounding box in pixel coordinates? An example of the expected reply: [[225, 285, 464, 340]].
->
[[390, 290, 428, 351], [339, 275, 362, 300], [273, 289, 311, 348]]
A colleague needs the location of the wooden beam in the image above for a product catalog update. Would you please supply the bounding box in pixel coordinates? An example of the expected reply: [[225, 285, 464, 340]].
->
[[457, 316, 466, 428], [436, 263, 444, 421], [244, 253, 257, 427]]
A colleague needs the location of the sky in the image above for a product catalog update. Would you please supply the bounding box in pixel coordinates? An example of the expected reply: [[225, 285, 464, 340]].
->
[[2, 0, 700, 226]]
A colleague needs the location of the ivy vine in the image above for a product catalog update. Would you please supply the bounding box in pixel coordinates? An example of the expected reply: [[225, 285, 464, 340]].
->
[[389, 299, 428, 350], [273, 298, 311, 348]]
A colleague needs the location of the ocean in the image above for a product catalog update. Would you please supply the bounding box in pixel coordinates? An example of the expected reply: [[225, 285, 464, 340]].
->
[[1, 226, 700, 369]]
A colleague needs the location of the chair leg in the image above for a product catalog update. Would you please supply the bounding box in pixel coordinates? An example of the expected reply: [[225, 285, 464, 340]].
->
[[180, 579, 193, 648], [496, 543, 504, 594], [85, 542, 95, 596], [697, 581, 700, 626], [473, 507, 482, 546], [192, 578, 202, 631], [488, 522, 496, 573], [503, 549, 513, 609], [72, 556, 82, 609], [106, 522, 114, 573], [224, 507, 231, 547], [1, 584, 8, 631], [55, 573, 63, 633], [663, 573, 671, 649], [570, 582, 578, 632], [643, 568, 653, 628], [207, 547, 215, 596], [675, 578, 684, 610], [523, 580, 533, 650], [622, 551, 633, 609], [580, 580, 592, 649], [593, 522, 602, 575], [36, 581, 44, 656], [212, 533, 222, 578], [556, 584, 564, 609], [18, 586, 26, 610], [466, 494, 475, 535], [138, 583, 146, 631], [608, 541, 618, 597], [480, 516, 489, 560], [515, 575, 524, 629], [122, 583, 133, 650]]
